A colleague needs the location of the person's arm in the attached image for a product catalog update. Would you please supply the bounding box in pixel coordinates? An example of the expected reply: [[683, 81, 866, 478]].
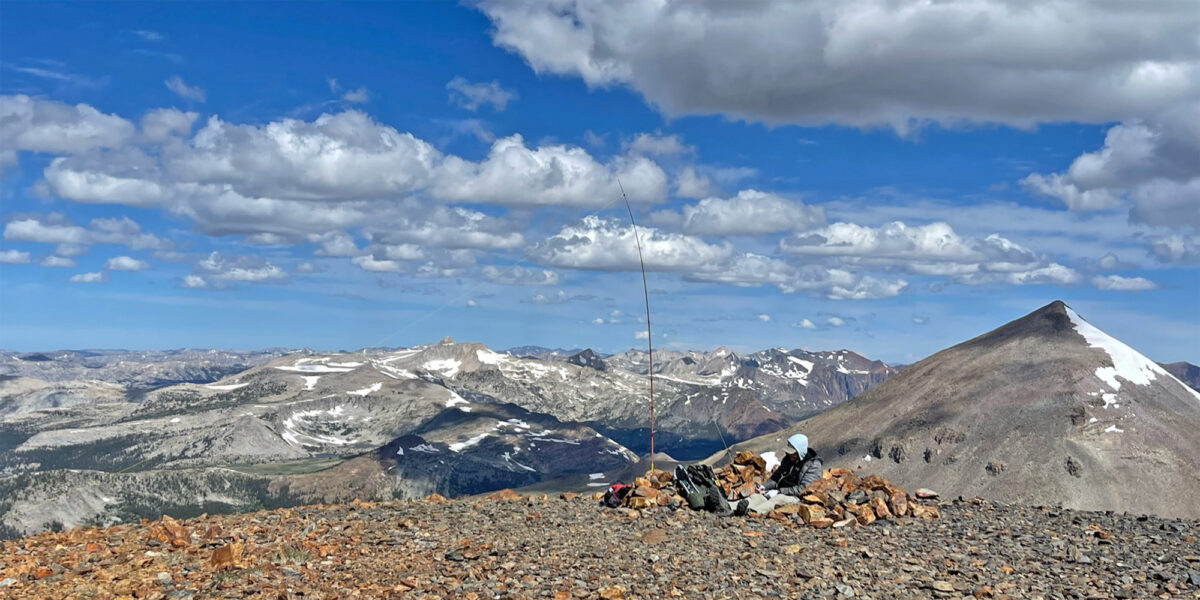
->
[[798, 456, 823, 489]]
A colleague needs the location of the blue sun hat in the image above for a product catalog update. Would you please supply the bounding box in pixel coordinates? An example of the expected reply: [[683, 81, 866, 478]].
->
[[787, 433, 808, 455]]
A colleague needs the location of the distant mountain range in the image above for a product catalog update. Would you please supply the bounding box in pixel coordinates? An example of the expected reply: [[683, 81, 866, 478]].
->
[[723, 301, 1200, 519], [3, 322, 1196, 536], [0, 348, 288, 389], [0, 338, 894, 536]]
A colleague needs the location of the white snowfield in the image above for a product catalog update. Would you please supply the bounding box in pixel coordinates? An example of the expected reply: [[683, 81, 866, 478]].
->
[[502, 451, 536, 472], [1066, 306, 1200, 401], [424, 359, 462, 378], [448, 433, 490, 452], [348, 382, 383, 396], [301, 376, 320, 390], [476, 349, 508, 365], [444, 390, 472, 412], [275, 364, 357, 374], [786, 356, 815, 372], [280, 404, 357, 447], [204, 383, 249, 391], [372, 361, 419, 380]]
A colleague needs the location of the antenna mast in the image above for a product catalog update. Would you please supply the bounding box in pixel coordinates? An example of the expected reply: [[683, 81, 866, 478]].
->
[[618, 178, 655, 471]]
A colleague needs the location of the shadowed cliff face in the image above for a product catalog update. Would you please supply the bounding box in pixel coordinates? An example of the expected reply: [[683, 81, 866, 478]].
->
[[721, 301, 1200, 519]]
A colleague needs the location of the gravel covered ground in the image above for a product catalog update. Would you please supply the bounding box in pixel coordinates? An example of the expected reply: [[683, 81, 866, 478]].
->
[[2, 494, 1199, 599]]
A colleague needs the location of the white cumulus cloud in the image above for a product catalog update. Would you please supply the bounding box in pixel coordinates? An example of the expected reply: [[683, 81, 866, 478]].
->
[[481, 265, 560, 286], [681, 190, 824, 236], [352, 255, 406, 273], [447, 77, 517, 112], [533, 216, 732, 271], [164, 76, 206, 102], [197, 252, 287, 283], [1093, 274, 1158, 291], [477, 0, 1200, 132], [1024, 107, 1200, 232], [0, 249, 30, 264], [181, 275, 208, 289], [434, 134, 667, 207], [104, 256, 149, 271], [39, 255, 75, 267], [69, 271, 106, 283], [0, 95, 134, 165], [3, 215, 170, 254]]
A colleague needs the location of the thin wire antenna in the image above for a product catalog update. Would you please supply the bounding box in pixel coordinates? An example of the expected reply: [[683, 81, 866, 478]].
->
[[712, 419, 732, 464], [618, 177, 655, 472]]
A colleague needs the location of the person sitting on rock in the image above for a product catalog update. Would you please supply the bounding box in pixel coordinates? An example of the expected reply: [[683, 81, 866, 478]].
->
[[733, 433, 824, 516], [762, 433, 824, 496]]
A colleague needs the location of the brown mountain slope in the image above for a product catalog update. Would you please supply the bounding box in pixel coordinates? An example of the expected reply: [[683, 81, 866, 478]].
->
[[1160, 361, 1200, 392], [715, 301, 1200, 518]]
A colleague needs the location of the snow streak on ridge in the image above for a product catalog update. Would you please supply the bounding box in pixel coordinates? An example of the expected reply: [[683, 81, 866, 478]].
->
[[1065, 306, 1200, 402]]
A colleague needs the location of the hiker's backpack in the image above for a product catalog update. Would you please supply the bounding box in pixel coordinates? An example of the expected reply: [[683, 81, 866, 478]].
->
[[674, 464, 731, 513], [601, 483, 632, 508], [673, 465, 708, 510]]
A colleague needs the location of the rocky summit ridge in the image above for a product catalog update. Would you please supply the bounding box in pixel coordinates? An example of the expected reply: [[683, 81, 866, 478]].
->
[[1, 490, 1198, 599]]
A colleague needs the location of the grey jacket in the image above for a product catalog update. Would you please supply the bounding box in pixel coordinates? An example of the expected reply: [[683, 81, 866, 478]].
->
[[767, 448, 823, 495]]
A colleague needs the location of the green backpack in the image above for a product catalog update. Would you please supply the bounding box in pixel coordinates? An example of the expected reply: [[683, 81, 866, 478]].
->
[[673, 464, 730, 513]]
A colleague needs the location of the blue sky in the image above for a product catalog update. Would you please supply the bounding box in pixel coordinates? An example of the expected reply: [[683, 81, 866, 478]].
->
[[1, 1, 1197, 364]]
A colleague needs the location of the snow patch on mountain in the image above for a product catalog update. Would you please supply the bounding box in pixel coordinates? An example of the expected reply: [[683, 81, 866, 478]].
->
[[449, 433, 490, 452], [425, 359, 462, 378], [476, 349, 508, 365], [205, 383, 249, 391], [445, 391, 470, 411], [502, 451, 536, 472], [1066, 307, 1189, 400], [281, 405, 357, 447], [787, 357, 814, 372], [276, 364, 356, 374], [348, 382, 382, 396], [373, 362, 418, 380]]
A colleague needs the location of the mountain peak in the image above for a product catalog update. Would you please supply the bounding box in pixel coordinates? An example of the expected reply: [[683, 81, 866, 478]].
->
[[957, 300, 1077, 351], [729, 299, 1200, 518], [567, 348, 606, 371]]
